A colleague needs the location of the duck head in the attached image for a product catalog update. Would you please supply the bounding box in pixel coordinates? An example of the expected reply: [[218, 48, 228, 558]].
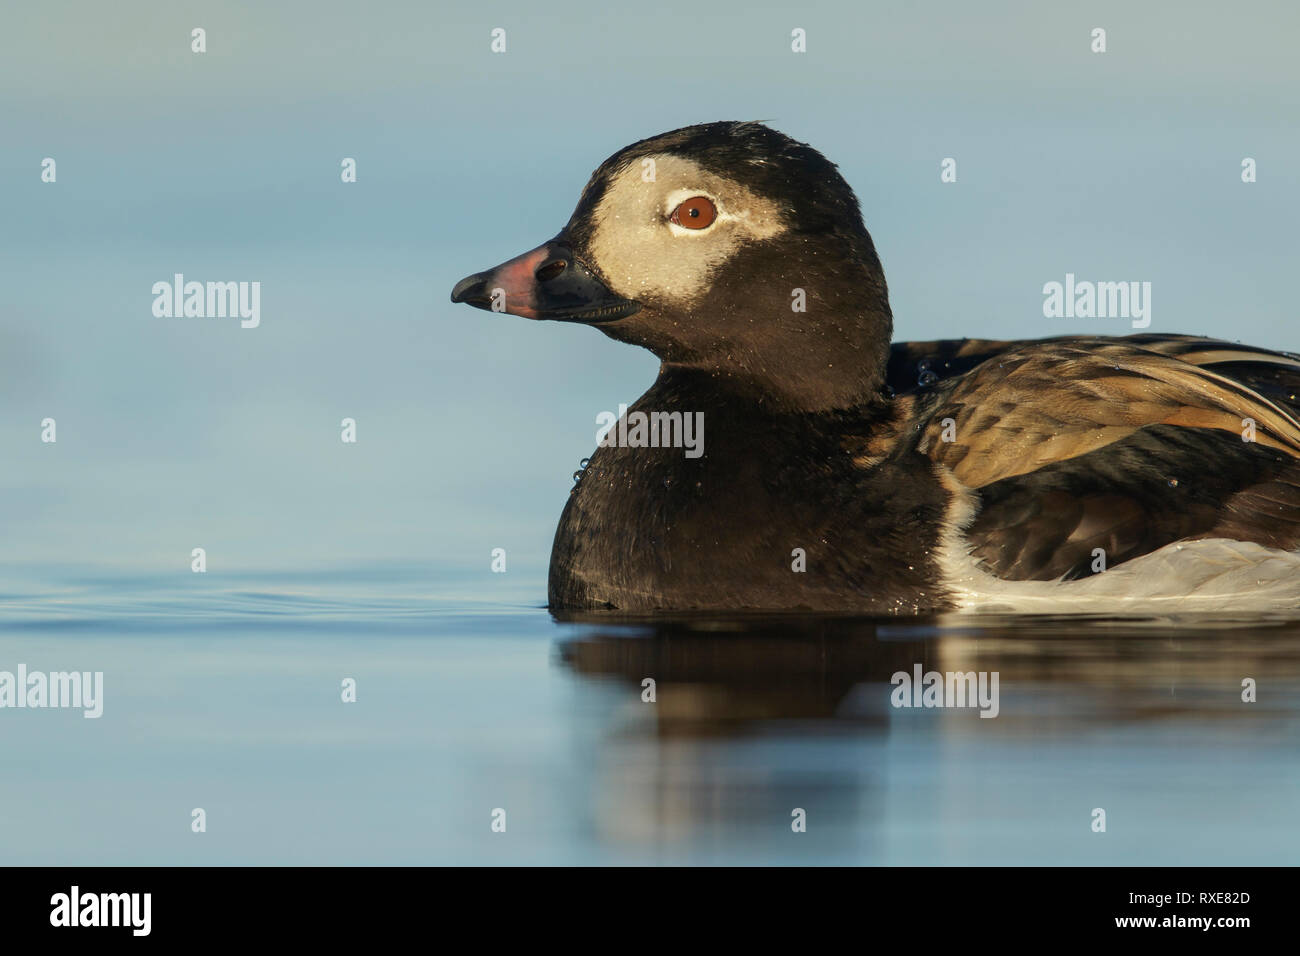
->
[[451, 121, 893, 411]]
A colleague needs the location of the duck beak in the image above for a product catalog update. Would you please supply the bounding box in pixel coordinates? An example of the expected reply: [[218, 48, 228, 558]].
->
[[450, 238, 641, 324]]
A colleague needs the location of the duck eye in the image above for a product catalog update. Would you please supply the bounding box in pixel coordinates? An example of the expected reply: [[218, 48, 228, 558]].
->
[[669, 196, 717, 230]]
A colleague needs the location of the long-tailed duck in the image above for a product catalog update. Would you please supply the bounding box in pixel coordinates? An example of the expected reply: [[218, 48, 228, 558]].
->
[[452, 122, 1300, 613]]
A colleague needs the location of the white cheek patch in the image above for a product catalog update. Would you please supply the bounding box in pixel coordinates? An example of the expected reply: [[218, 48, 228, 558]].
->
[[587, 154, 787, 305]]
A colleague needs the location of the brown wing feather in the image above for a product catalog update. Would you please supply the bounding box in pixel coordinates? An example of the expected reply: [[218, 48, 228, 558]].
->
[[899, 337, 1300, 581], [919, 342, 1300, 489]]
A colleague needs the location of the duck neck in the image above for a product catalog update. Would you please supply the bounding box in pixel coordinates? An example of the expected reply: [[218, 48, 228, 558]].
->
[[664, 299, 893, 414], [679, 235, 894, 413], [656, 340, 890, 418]]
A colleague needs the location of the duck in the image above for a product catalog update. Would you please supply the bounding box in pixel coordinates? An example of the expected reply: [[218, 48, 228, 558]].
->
[[451, 121, 1300, 614]]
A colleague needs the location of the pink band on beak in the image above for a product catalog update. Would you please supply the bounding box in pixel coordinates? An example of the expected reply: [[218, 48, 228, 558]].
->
[[484, 244, 550, 319]]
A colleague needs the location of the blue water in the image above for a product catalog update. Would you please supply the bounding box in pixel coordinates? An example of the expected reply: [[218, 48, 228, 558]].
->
[[2, 565, 1296, 865]]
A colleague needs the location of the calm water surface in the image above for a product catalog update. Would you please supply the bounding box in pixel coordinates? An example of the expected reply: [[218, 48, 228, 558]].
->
[[2, 565, 1297, 865]]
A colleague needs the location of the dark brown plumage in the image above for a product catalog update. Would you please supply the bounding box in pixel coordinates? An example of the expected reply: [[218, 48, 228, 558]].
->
[[891, 337, 1300, 583]]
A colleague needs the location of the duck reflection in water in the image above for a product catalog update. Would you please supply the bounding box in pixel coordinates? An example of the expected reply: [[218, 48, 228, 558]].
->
[[552, 613, 1300, 857]]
